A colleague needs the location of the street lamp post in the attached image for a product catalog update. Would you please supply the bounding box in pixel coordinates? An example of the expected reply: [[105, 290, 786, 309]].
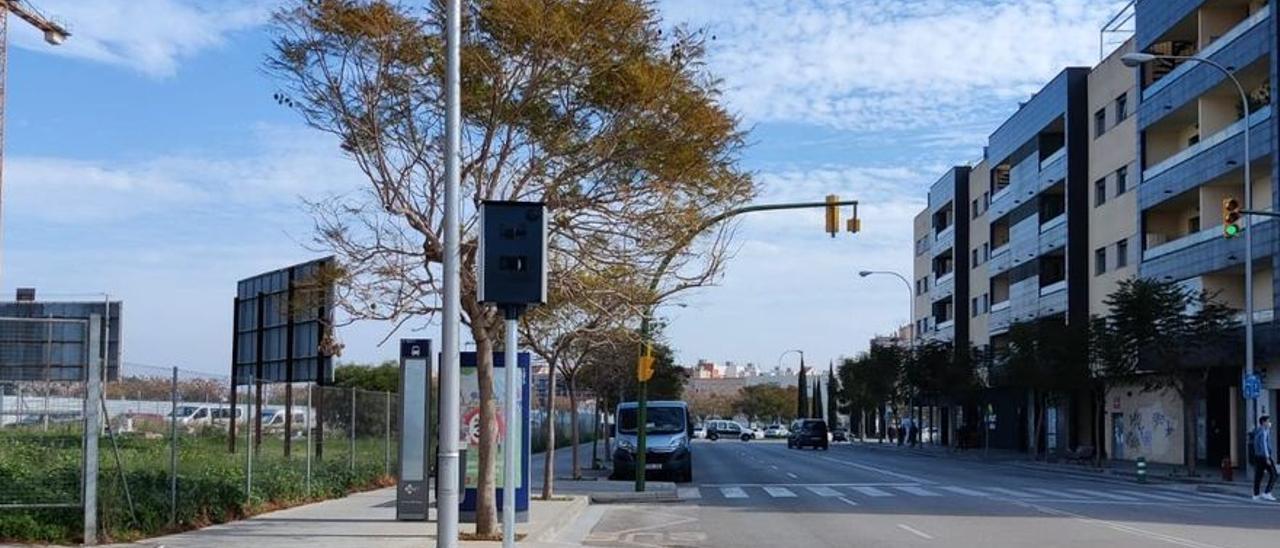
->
[[1122, 52, 1256, 474], [858, 270, 916, 444]]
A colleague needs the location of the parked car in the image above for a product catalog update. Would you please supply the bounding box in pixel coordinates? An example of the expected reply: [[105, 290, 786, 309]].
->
[[830, 427, 849, 442], [787, 419, 829, 450], [704, 419, 754, 441], [611, 400, 693, 482], [763, 424, 789, 438], [692, 423, 706, 439]]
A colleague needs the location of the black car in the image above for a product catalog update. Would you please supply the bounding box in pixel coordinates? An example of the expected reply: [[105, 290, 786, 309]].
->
[[787, 419, 829, 450], [830, 428, 849, 442]]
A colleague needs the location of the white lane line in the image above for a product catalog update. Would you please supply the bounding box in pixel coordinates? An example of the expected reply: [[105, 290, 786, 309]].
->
[[896, 485, 940, 497], [849, 486, 893, 497], [786, 472, 799, 479], [770, 465, 779, 470], [677, 487, 701, 500], [940, 486, 987, 497], [806, 486, 842, 497], [763, 486, 797, 498], [720, 487, 748, 499], [1071, 489, 1139, 501], [1025, 488, 1084, 499], [897, 523, 934, 540], [986, 487, 1036, 498], [1117, 490, 1195, 503], [837, 496, 859, 507], [814, 455, 929, 483], [1016, 500, 1226, 548]]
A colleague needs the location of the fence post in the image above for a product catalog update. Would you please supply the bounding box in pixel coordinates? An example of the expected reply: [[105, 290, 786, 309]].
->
[[245, 380, 253, 509], [349, 388, 356, 472], [384, 391, 391, 476], [306, 383, 313, 496], [169, 366, 179, 525], [83, 315, 102, 546]]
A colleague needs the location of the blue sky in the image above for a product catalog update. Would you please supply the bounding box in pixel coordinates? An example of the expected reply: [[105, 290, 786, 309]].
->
[[3, 0, 1130, 377]]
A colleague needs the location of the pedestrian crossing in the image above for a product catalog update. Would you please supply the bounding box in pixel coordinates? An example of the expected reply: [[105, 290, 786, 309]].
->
[[681, 483, 1255, 506]]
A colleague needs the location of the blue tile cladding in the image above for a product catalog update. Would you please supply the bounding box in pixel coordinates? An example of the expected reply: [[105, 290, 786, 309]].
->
[[1138, 122, 1274, 210], [1137, 21, 1271, 132], [988, 71, 1070, 165], [928, 169, 957, 212], [1139, 221, 1279, 282], [1136, 0, 1203, 51]]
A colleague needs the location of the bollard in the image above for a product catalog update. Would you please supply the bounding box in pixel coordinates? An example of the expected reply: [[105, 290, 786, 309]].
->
[[1221, 457, 1234, 482], [1136, 456, 1147, 484]]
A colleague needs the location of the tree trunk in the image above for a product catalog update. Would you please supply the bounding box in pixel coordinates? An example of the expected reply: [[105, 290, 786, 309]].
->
[[592, 398, 601, 470], [569, 376, 580, 480], [1028, 391, 1041, 461], [541, 361, 557, 500], [1183, 391, 1198, 476], [473, 333, 498, 536]]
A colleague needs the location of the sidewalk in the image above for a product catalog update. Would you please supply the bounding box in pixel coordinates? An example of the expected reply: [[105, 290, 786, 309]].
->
[[851, 438, 1256, 497]]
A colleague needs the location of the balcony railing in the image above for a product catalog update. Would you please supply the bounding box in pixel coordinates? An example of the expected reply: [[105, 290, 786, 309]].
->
[[935, 224, 955, 240], [1143, 216, 1274, 262], [991, 300, 1011, 312], [1144, 105, 1272, 181], [991, 243, 1010, 257], [1039, 147, 1066, 170], [935, 271, 955, 287], [1039, 214, 1066, 233], [1039, 280, 1067, 297], [1142, 5, 1271, 101], [1233, 308, 1275, 324]]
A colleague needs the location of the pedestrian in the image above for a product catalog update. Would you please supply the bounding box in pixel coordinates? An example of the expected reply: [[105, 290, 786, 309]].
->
[[1252, 415, 1276, 501]]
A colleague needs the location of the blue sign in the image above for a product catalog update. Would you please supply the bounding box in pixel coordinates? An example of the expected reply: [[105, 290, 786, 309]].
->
[[1245, 373, 1262, 400], [458, 351, 531, 523]]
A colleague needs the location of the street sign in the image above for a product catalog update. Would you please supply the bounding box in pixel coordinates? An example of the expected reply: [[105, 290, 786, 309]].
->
[[397, 339, 432, 521], [1245, 373, 1263, 400]]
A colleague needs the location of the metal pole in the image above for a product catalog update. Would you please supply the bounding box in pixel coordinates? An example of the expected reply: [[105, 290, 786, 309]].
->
[[350, 388, 357, 472], [385, 390, 392, 477], [245, 379, 253, 509], [438, 0, 463, 543], [170, 366, 178, 526], [306, 384, 313, 496], [635, 313, 651, 492], [503, 310, 519, 548], [83, 316, 101, 546]]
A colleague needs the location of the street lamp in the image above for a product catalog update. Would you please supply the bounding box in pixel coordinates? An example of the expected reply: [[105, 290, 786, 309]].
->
[[858, 270, 915, 348], [1122, 51, 1258, 471]]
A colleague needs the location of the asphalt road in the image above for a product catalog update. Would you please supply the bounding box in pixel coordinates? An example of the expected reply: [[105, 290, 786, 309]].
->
[[568, 439, 1279, 548]]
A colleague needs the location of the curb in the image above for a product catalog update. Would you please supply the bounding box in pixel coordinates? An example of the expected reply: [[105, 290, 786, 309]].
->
[[529, 495, 590, 543], [588, 491, 680, 504]]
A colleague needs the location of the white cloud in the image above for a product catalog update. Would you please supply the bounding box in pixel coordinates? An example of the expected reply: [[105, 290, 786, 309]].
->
[[11, 0, 274, 77], [661, 0, 1128, 132]]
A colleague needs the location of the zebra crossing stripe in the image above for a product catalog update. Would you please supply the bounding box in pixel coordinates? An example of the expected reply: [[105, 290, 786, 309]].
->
[[1071, 489, 1139, 501], [721, 487, 748, 499], [1026, 488, 1083, 499], [896, 486, 940, 497], [940, 486, 987, 497], [806, 486, 842, 497], [986, 487, 1036, 498], [1117, 490, 1194, 503], [764, 486, 797, 498], [849, 486, 893, 497], [678, 487, 701, 500]]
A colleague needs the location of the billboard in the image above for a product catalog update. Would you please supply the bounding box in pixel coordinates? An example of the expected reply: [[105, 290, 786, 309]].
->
[[0, 300, 122, 382], [232, 257, 337, 385], [459, 350, 530, 522]]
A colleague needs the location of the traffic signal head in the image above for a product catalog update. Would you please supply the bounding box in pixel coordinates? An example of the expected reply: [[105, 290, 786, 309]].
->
[[637, 343, 655, 382], [825, 194, 839, 237], [846, 218, 861, 234], [1223, 197, 1242, 238]]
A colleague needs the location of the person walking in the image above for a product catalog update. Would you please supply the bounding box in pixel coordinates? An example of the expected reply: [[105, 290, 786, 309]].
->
[[1252, 415, 1276, 501]]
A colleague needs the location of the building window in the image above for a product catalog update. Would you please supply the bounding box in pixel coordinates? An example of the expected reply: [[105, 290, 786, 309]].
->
[[983, 293, 991, 313], [982, 191, 991, 210], [1115, 93, 1127, 122], [1095, 178, 1107, 207], [1094, 108, 1106, 138], [972, 248, 979, 268], [1095, 247, 1107, 276], [972, 297, 979, 318], [982, 242, 990, 261], [972, 198, 980, 219], [1115, 166, 1128, 195], [1116, 239, 1128, 269]]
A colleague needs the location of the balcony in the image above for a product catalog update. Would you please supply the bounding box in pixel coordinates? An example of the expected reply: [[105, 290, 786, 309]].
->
[[1235, 308, 1275, 324], [1144, 216, 1274, 262], [991, 300, 1011, 313], [1039, 214, 1066, 233], [1144, 105, 1272, 181], [1039, 147, 1066, 171], [1142, 5, 1271, 101], [1039, 279, 1067, 297]]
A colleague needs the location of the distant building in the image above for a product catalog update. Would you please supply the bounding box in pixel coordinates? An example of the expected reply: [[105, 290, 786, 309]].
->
[[724, 361, 738, 378]]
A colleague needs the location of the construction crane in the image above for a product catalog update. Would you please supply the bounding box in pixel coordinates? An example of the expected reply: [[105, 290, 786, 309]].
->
[[0, 1, 67, 287]]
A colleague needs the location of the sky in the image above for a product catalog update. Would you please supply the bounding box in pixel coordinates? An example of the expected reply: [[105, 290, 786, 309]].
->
[[1, 0, 1132, 378]]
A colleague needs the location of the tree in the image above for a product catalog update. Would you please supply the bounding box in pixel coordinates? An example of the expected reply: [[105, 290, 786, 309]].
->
[[688, 391, 735, 421], [998, 318, 1090, 459], [733, 384, 794, 423], [334, 360, 400, 392], [837, 344, 904, 440], [266, 0, 751, 535], [796, 360, 808, 419], [1093, 278, 1239, 474], [811, 379, 823, 420], [826, 363, 840, 429]]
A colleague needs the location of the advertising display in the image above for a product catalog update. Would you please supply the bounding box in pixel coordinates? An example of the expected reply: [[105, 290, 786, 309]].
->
[[458, 350, 530, 522]]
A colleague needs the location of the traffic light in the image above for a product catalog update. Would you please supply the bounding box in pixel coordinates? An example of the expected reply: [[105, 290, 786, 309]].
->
[[637, 343, 655, 382], [825, 194, 839, 237], [1223, 197, 1242, 238], [846, 217, 861, 234]]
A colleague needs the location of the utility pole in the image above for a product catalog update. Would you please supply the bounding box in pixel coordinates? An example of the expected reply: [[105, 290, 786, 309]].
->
[[0, 1, 68, 287]]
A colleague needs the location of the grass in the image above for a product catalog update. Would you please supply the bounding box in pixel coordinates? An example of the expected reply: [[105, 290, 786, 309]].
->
[[0, 429, 392, 545]]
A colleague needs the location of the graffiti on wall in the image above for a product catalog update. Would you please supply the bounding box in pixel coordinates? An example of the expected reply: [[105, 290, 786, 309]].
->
[[1121, 405, 1179, 460]]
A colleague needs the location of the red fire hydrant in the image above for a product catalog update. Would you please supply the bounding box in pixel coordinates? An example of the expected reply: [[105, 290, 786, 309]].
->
[[1222, 457, 1234, 482]]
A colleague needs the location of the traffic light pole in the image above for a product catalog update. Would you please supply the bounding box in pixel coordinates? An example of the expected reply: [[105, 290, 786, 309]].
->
[[634, 198, 859, 492]]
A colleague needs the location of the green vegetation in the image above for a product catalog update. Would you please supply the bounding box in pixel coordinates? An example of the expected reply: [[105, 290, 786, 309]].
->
[[0, 430, 391, 544]]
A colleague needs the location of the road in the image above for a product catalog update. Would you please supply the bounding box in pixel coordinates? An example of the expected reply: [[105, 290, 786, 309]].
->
[[568, 439, 1278, 548]]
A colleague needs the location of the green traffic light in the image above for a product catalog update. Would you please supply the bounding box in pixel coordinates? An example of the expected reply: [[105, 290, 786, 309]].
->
[[1225, 224, 1241, 237]]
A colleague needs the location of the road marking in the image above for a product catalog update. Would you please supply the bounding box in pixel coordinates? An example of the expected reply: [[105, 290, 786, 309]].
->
[[940, 486, 987, 497], [812, 454, 929, 483], [770, 465, 779, 470], [837, 496, 859, 507], [849, 486, 893, 497], [763, 486, 797, 498], [1117, 490, 1193, 503], [677, 487, 701, 500], [897, 524, 934, 540], [806, 486, 842, 497], [986, 487, 1036, 498], [1016, 500, 1227, 548], [720, 487, 748, 499], [786, 472, 799, 479], [1070, 489, 1138, 501], [1025, 488, 1083, 499], [896, 485, 940, 497]]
